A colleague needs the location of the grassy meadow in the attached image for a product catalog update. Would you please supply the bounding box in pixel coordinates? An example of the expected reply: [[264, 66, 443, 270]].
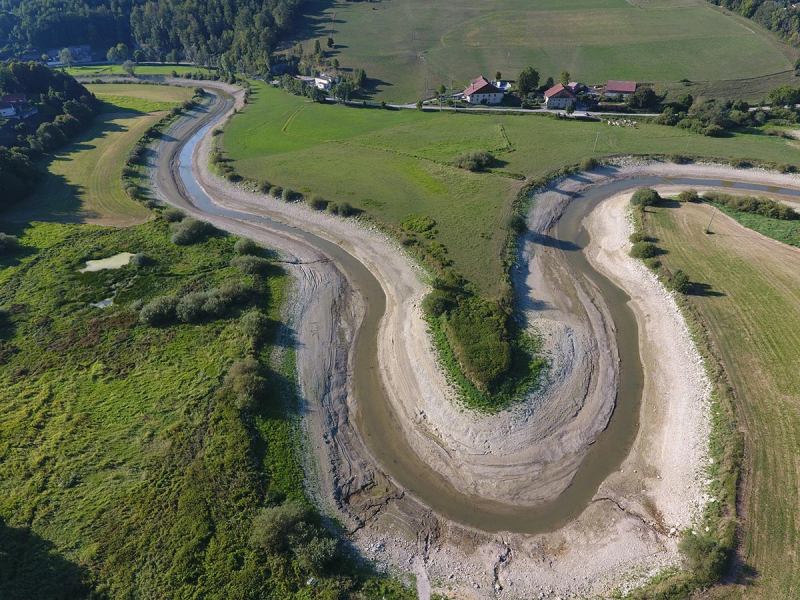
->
[[3, 85, 190, 227], [293, 0, 796, 102], [0, 216, 415, 598], [67, 64, 216, 78], [644, 203, 800, 598], [223, 82, 800, 297]]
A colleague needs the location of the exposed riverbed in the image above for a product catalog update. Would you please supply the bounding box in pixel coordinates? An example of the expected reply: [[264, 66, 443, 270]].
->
[[150, 81, 800, 596]]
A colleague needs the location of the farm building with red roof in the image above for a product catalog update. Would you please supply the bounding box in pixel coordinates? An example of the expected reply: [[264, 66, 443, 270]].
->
[[605, 81, 637, 97], [463, 76, 504, 105], [544, 83, 576, 109]]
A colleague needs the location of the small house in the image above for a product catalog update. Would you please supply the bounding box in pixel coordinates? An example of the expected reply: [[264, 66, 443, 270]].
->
[[605, 81, 637, 98], [463, 76, 504, 105], [0, 101, 16, 118], [314, 75, 335, 91], [544, 84, 576, 109]]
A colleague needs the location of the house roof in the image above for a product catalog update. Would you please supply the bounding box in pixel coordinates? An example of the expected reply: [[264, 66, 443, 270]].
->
[[464, 76, 502, 97], [0, 101, 15, 111], [606, 80, 637, 93], [544, 84, 576, 99], [2, 93, 26, 104]]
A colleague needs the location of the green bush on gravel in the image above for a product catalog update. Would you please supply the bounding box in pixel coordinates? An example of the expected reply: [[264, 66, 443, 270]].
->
[[631, 187, 662, 207], [170, 218, 214, 245]]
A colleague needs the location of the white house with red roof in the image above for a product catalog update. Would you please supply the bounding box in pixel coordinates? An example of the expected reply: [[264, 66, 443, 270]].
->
[[605, 81, 637, 98], [543, 83, 576, 109], [463, 76, 504, 105]]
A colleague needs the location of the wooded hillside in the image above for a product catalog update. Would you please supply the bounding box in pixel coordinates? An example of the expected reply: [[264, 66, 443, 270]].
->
[[0, 0, 303, 75]]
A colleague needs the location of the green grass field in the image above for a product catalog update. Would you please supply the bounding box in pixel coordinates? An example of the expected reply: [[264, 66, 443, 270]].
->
[[293, 0, 796, 102], [67, 64, 215, 77], [645, 203, 800, 598], [223, 82, 800, 297], [0, 218, 403, 598], [4, 86, 192, 227]]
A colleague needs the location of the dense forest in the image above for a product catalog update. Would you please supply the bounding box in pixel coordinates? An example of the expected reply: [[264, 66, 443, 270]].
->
[[0, 0, 304, 76], [707, 0, 800, 47], [0, 62, 98, 206]]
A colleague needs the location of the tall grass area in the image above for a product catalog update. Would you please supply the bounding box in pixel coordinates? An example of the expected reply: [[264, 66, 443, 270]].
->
[[636, 202, 800, 598], [0, 218, 414, 599]]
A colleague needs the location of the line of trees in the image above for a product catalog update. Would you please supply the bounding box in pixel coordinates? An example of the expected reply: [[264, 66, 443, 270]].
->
[[707, 0, 800, 47], [1, 0, 306, 78], [0, 62, 98, 207]]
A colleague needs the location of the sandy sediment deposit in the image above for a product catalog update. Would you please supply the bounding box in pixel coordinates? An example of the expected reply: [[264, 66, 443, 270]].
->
[[153, 85, 800, 597]]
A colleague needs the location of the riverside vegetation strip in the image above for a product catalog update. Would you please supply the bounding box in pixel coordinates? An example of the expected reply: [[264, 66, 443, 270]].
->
[[0, 215, 416, 599], [221, 80, 800, 400]]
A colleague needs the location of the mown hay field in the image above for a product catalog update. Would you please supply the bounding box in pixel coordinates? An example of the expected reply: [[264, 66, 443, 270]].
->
[[645, 203, 800, 598], [5, 86, 191, 227], [294, 0, 795, 102]]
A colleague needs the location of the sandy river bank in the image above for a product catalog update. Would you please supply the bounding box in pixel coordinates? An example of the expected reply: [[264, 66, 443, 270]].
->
[[151, 83, 800, 597]]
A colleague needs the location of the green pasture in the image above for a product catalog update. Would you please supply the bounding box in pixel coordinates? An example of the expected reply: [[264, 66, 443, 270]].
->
[[67, 64, 214, 77], [293, 0, 795, 102], [646, 203, 800, 598], [4, 88, 191, 226], [0, 219, 293, 597], [87, 83, 194, 113], [223, 82, 800, 297]]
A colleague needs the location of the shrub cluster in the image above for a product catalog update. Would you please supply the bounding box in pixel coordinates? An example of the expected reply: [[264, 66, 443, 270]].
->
[[453, 150, 494, 172], [170, 218, 214, 245], [230, 255, 271, 275], [161, 208, 185, 222], [138, 295, 179, 325], [240, 309, 270, 345], [630, 187, 662, 207], [139, 281, 252, 326], [579, 157, 599, 171], [234, 237, 260, 256], [630, 241, 658, 259], [130, 253, 152, 267], [225, 356, 267, 412], [702, 191, 798, 221], [667, 269, 691, 294], [306, 194, 327, 210], [249, 501, 339, 575], [677, 189, 699, 203], [0, 232, 21, 254]]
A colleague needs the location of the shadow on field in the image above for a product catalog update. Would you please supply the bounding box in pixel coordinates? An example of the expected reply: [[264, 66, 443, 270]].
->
[[0, 519, 92, 600], [688, 281, 725, 297]]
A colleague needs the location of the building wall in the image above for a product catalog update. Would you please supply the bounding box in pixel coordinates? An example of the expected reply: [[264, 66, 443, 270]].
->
[[546, 96, 575, 109], [467, 92, 503, 105]]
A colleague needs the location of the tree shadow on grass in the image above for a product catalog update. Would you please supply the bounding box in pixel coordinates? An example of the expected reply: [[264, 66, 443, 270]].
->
[[0, 519, 93, 600], [688, 281, 725, 297]]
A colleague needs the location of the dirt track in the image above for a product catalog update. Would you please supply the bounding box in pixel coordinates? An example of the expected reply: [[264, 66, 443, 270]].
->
[[148, 84, 800, 597]]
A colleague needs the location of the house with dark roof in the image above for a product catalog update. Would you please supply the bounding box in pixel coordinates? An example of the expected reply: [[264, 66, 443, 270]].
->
[[605, 81, 637, 97], [463, 76, 504, 105], [544, 84, 576, 109]]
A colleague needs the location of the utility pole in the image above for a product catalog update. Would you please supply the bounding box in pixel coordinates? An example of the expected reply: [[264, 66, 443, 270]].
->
[[593, 131, 600, 152], [705, 206, 718, 234]]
